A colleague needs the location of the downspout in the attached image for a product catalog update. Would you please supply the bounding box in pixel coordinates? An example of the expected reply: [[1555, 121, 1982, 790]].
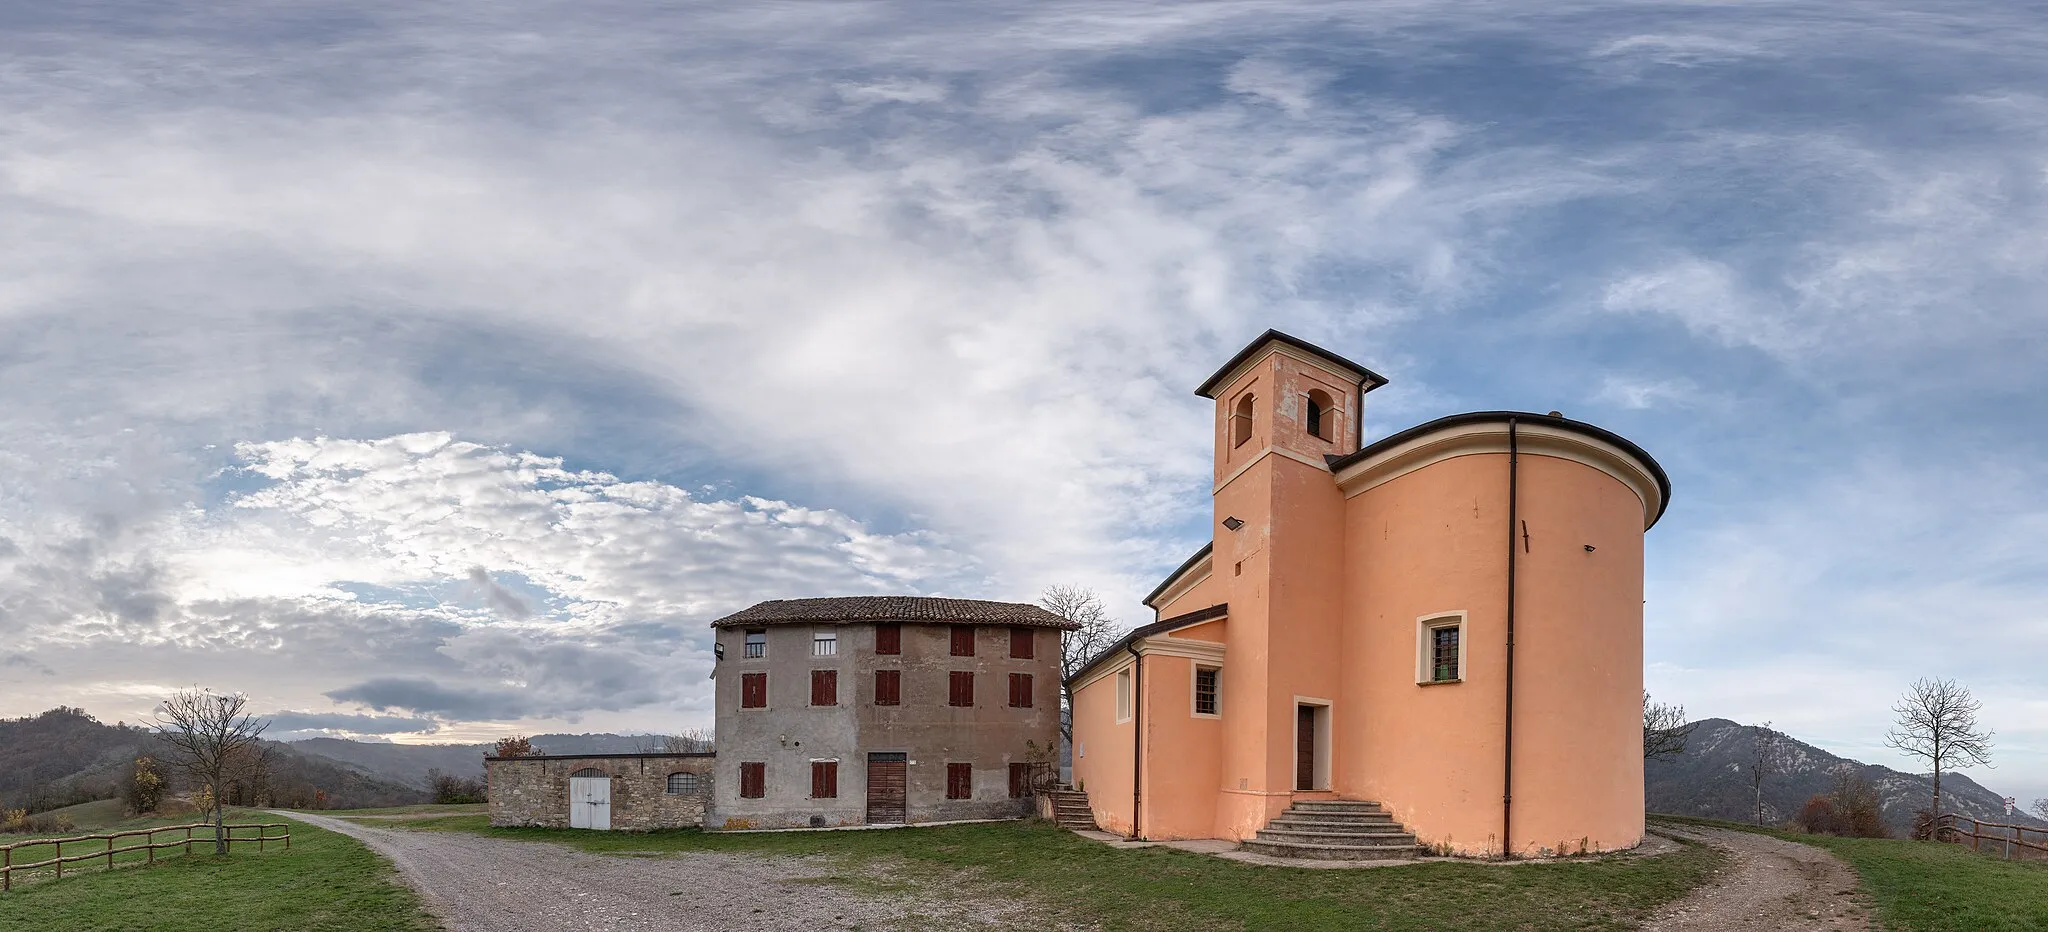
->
[[1128, 642, 1144, 840], [1503, 417, 1519, 857]]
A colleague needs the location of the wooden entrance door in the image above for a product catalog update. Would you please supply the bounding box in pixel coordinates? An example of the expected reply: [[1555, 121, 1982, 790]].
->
[[569, 773, 611, 830], [1296, 706, 1317, 791], [866, 752, 907, 824]]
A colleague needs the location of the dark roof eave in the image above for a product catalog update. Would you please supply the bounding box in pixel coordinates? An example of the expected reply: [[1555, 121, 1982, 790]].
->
[[485, 752, 716, 762], [1064, 603, 1228, 687], [1194, 329, 1389, 399], [1325, 411, 1673, 526], [1141, 541, 1215, 608]]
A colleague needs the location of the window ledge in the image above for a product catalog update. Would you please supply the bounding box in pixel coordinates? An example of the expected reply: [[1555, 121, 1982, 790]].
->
[[1417, 678, 1463, 687]]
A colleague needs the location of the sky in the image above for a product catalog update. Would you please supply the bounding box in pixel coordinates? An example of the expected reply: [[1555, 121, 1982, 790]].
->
[[0, 1, 2042, 806]]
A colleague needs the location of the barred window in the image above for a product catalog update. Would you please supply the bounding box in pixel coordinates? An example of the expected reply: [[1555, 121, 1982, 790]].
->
[[666, 772, 698, 795], [1430, 625, 1459, 683], [1194, 667, 1220, 716]]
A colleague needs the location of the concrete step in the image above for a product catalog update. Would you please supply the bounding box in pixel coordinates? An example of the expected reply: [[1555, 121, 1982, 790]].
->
[[1287, 800, 1386, 813], [1270, 812, 1399, 826], [1240, 839, 1418, 861], [1254, 829, 1417, 846]]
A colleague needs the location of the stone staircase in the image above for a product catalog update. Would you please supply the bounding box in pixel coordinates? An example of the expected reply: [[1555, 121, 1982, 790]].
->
[[1239, 800, 1420, 860], [1044, 788, 1098, 831]]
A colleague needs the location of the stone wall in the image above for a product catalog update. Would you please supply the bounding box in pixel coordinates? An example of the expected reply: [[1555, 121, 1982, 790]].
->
[[487, 753, 715, 830]]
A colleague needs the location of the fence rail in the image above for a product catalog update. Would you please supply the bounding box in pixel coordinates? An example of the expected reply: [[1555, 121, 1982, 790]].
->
[[1, 821, 290, 892], [1935, 814, 2048, 860]]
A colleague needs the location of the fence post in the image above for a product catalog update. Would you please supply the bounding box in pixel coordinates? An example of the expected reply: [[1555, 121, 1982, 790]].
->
[[148, 830, 155, 865], [54, 839, 61, 880], [106, 835, 113, 871], [185, 826, 193, 855], [5, 845, 11, 892]]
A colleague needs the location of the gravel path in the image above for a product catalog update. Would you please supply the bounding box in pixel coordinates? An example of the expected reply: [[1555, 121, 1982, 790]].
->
[[278, 811, 1041, 931], [1645, 824, 1869, 931]]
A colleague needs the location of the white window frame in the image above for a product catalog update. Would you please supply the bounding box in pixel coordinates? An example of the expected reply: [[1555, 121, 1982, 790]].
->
[[1115, 669, 1132, 723], [743, 628, 767, 659], [813, 629, 837, 657], [1191, 664, 1222, 719], [1416, 611, 1467, 685]]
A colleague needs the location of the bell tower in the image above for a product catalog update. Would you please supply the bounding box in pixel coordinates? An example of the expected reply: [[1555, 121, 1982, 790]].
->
[[1192, 329, 1387, 837]]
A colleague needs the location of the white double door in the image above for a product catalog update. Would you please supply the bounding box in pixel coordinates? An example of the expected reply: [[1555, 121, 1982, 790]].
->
[[569, 776, 612, 830]]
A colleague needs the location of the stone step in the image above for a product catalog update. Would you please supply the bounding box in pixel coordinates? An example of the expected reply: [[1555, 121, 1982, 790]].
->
[[1240, 839, 1418, 861], [1287, 800, 1385, 812], [1271, 811, 1398, 826], [1254, 829, 1417, 846]]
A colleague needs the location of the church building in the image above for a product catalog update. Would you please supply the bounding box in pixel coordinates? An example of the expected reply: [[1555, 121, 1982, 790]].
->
[[1066, 330, 1668, 858]]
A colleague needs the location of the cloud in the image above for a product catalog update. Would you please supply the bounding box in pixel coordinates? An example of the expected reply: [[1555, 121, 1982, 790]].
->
[[1592, 375, 1700, 411], [467, 567, 534, 620], [267, 710, 439, 736]]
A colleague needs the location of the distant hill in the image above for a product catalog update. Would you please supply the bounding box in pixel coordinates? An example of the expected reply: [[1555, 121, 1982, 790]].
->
[[0, 707, 425, 812], [285, 732, 695, 789], [1647, 718, 2044, 835]]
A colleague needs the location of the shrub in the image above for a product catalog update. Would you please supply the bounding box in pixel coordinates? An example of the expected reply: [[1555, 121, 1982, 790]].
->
[[493, 736, 533, 758], [428, 769, 488, 804]]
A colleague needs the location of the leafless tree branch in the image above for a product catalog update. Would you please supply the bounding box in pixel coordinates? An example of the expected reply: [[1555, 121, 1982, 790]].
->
[[1042, 584, 1129, 747], [1747, 722, 1789, 826], [1884, 677, 1994, 820], [1643, 692, 1698, 761], [152, 687, 268, 854]]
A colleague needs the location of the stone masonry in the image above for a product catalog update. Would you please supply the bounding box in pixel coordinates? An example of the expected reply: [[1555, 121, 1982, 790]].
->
[[487, 753, 715, 830]]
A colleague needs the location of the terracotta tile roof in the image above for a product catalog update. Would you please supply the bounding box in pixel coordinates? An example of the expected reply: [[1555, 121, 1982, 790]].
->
[[710, 596, 1079, 629]]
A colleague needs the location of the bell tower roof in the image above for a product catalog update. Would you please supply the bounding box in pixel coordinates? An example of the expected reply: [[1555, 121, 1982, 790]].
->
[[1193, 329, 1389, 399]]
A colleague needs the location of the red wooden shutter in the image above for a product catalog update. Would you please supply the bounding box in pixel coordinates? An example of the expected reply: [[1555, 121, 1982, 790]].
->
[[1009, 627, 1034, 659], [740, 762, 765, 798], [810, 669, 837, 706], [946, 762, 971, 799], [874, 669, 900, 706], [1009, 762, 1030, 798], [950, 625, 974, 656], [875, 623, 901, 655], [949, 671, 973, 707], [741, 672, 767, 708], [1009, 672, 1032, 708], [811, 761, 838, 799]]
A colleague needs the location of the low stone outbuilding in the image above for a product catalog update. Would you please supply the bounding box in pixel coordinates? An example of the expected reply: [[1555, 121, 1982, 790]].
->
[[486, 752, 715, 831]]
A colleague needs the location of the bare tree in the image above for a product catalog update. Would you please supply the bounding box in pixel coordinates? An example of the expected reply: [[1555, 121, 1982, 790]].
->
[[2033, 798, 2048, 822], [1884, 677, 1994, 820], [662, 728, 714, 754], [153, 688, 269, 854], [1643, 692, 1698, 761], [1041, 584, 1129, 745], [1747, 722, 1789, 826]]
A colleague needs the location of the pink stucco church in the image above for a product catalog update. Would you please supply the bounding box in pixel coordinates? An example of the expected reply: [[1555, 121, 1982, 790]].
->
[[1066, 330, 1668, 858]]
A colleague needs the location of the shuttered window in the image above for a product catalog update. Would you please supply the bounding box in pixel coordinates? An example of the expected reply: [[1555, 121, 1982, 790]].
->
[[810, 669, 838, 706], [874, 669, 900, 706], [946, 762, 972, 799], [948, 671, 974, 707], [1008, 672, 1033, 708], [739, 762, 765, 798], [1009, 627, 1034, 659], [741, 672, 767, 709], [810, 761, 838, 799], [1008, 762, 1033, 798], [875, 623, 900, 655], [950, 625, 975, 656]]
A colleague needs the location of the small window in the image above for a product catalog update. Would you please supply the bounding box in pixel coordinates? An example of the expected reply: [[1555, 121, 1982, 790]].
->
[[1231, 393, 1254, 448], [814, 631, 837, 656], [743, 629, 767, 659], [875, 623, 901, 655], [950, 625, 975, 657], [874, 669, 901, 706], [1194, 666, 1220, 716], [1115, 669, 1132, 722], [946, 763, 972, 800], [949, 671, 975, 707], [1009, 627, 1035, 659], [666, 772, 699, 795], [571, 767, 605, 778], [1305, 389, 1335, 440], [741, 672, 767, 708], [810, 761, 838, 799], [739, 762, 765, 798], [1008, 672, 1034, 708], [1417, 613, 1466, 684], [810, 669, 838, 706]]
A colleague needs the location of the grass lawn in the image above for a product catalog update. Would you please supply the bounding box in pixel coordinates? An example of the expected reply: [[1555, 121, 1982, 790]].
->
[[0, 812, 435, 932], [30, 799, 129, 831], [1651, 815, 2048, 931], [390, 814, 1722, 931]]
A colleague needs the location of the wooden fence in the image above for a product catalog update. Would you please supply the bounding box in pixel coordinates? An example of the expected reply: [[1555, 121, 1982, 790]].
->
[[1935, 814, 2048, 861], [0, 822, 290, 892]]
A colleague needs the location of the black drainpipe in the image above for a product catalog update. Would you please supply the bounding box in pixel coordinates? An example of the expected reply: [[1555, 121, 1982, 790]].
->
[[1128, 642, 1144, 840], [1503, 417, 1519, 857]]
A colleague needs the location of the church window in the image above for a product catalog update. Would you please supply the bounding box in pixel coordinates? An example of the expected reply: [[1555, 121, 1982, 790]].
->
[[1231, 393, 1254, 448]]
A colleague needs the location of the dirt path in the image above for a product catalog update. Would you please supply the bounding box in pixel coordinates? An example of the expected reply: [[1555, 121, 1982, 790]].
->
[[1645, 824, 1869, 931], [277, 811, 1037, 931]]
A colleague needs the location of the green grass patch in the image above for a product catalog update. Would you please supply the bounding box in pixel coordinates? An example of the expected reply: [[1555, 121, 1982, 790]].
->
[[31, 799, 128, 831], [1650, 814, 2048, 931], [390, 815, 1722, 931], [0, 813, 435, 932]]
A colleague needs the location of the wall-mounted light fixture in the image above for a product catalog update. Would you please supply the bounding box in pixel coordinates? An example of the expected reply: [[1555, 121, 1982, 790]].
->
[[1222, 516, 1244, 531], [1583, 544, 1597, 552]]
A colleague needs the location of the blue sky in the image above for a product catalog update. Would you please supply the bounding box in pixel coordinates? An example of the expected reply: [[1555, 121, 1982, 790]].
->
[[0, 2, 2042, 806]]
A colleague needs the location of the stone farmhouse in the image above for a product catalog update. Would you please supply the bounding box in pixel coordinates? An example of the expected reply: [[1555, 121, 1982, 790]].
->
[[707, 597, 1075, 829], [1066, 330, 1668, 859]]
